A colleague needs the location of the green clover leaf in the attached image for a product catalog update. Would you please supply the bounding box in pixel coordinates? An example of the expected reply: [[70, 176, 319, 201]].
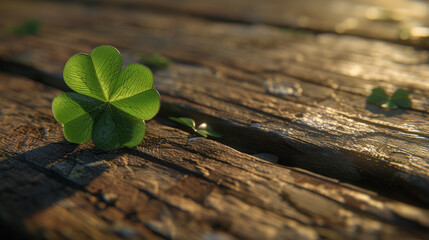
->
[[367, 87, 389, 106], [168, 117, 196, 129], [367, 87, 411, 110], [52, 45, 161, 150], [195, 123, 222, 138], [169, 117, 222, 138], [389, 89, 412, 108]]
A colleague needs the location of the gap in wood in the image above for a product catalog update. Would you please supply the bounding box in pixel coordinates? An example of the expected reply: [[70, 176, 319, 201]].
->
[[158, 103, 429, 209]]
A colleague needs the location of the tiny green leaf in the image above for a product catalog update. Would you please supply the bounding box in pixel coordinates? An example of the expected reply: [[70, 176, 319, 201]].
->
[[390, 89, 411, 108], [196, 123, 222, 138], [140, 53, 170, 71], [169, 117, 221, 138], [367, 87, 389, 106], [52, 45, 161, 151], [10, 19, 40, 36], [169, 117, 196, 129]]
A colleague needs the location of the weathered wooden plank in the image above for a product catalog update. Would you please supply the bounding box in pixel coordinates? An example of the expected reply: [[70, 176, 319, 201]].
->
[[48, 0, 429, 47], [0, 73, 130, 240], [0, 0, 428, 204], [1, 73, 429, 239]]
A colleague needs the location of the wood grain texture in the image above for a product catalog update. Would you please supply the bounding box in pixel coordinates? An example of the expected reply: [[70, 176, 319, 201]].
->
[[1, 72, 429, 239], [0, 0, 428, 204], [46, 0, 429, 47]]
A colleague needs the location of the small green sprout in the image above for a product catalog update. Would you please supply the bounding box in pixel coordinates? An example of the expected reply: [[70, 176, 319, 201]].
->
[[52, 45, 161, 151], [367, 87, 411, 109], [169, 117, 222, 138], [140, 53, 170, 71], [10, 19, 40, 36]]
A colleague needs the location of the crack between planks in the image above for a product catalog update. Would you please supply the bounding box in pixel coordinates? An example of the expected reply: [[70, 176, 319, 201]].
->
[[152, 131, 429, 229]]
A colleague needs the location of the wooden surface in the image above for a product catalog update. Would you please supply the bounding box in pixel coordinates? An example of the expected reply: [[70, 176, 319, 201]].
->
[[1, 72, 429, 239], [65, 0, 429, 48], [0, 0, 429, 239]]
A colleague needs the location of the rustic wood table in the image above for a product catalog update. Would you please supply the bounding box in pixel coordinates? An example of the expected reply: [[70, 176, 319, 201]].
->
[[0, 0, 428, 239]]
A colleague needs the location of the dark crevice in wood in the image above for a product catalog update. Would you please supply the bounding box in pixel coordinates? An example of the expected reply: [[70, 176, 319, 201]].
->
[[166, 140, 398, 228], [159, 90, 298, 130], [182, 146, 428, 230], [160, 101, 429, 208], [160, 90, 429, 178], [0, 58, 70, 91]]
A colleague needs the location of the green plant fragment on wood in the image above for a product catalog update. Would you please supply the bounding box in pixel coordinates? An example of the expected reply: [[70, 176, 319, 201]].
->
[[367, 87, 411, 110], [10, 19, 40, 36], [389, 89, 412, 108], [169, 117, 221, 138], [367, 87, 389, 106], [196, 123, 222, 138], [168, 117, 195, 129], [52, 45, 161, 151], [140, 53, 170, 71]]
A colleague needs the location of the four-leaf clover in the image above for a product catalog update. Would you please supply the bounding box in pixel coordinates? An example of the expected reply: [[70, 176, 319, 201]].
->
[[52, 45, 161, 150]]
